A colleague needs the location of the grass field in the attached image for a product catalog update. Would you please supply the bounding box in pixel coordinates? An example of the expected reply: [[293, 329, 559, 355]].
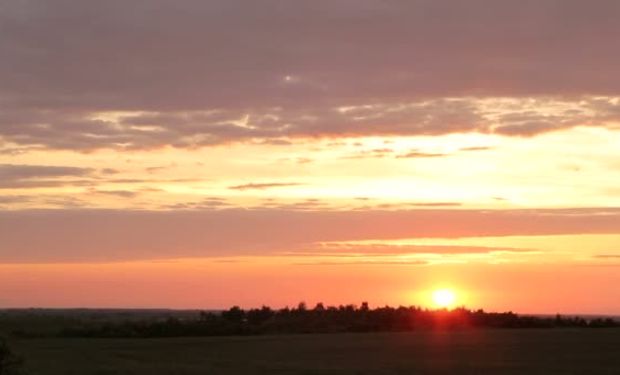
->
[[10, 329, 620, 374]]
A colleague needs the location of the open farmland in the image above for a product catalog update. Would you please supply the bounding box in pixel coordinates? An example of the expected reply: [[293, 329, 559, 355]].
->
[[12, 329, 620, 375]]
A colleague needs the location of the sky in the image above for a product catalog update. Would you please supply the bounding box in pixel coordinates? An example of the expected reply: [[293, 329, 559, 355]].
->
[[1, 0, 620, 314]]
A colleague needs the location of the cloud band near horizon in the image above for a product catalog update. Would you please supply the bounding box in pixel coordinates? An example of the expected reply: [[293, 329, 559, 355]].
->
[[1, 207, 619, 263]]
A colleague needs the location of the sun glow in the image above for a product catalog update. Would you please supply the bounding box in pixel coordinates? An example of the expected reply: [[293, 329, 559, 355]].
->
[[432, 289, 457, 309]]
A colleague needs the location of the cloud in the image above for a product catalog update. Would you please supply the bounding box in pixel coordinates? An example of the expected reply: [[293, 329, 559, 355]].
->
[[343, 148, 395, 159], [0, 168, 204, 191], [0, 164, 95, 189], [229, 182, 304, 191], [0, 195, 31, 204], [345, 144, 497, 160], [90, 189, 139, 198], [0, 194, 90, 209], [406, 202, 462, 207], [295, 260, 429, 266], [290, 243, 535, 256], [396, 151, 447, 158], [2, 1, 620, 150], [260, 199, 331, 211], [459, 146, 492, 152], [0, 164, 93, 180], [162, 197, 231, 210], [100, 168, 119, 175], [145, 166, 171, 174], [0, 179, 94, 189], [0, 207, 619, 263]]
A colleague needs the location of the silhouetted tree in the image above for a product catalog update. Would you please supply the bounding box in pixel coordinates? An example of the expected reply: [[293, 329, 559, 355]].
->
[[247, 306, 274, 325], [221, 306, 245, 323], [296, 302, 307, 312]]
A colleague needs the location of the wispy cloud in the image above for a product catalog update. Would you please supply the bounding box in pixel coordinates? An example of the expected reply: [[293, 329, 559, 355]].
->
[[0, 164, 94, 180], [90, 189, 139, 198], [288, 243, 536, 256], [0, 164, 96, 189], [396, 151, 448, 158], [407, 202, 462, 207], [295, 260, 429, 266], [229, 182, 304, 191]]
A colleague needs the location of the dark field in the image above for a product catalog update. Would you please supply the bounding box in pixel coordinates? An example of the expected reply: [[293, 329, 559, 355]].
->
[[12, 329, 620, 374]]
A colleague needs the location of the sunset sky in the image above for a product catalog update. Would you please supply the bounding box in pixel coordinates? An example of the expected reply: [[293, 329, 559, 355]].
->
[[1, 0, 620, 314]]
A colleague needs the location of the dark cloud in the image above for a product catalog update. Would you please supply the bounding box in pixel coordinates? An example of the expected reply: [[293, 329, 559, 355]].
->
[[0, 164, 95, 189], [0, 207, 619, 263], [1, 1, 620, 150], [0, 164, 93, 180]]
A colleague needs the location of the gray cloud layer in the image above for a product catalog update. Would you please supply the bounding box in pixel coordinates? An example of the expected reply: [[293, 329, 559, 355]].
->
[[0, 164, 95, 188], [0, 164, 92, 179], [1, 1, 620, 150], [1, 207, 618, 262]]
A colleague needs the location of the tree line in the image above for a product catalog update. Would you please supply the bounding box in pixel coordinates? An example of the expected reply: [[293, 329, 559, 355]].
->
[[55, 303, 619, 338]]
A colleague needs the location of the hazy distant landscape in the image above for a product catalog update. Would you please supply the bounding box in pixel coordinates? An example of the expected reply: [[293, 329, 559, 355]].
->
[[2, 307, 620, 374]]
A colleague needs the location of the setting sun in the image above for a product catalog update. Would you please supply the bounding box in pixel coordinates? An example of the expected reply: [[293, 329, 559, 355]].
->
[[432, 289, 457, 309]]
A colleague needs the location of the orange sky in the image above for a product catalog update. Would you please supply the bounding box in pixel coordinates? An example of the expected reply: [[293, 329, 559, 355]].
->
[[1, 1, 620, 313]]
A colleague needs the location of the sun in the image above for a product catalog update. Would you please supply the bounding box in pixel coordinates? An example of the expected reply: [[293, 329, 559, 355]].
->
[[432, 289, 457, 309]]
